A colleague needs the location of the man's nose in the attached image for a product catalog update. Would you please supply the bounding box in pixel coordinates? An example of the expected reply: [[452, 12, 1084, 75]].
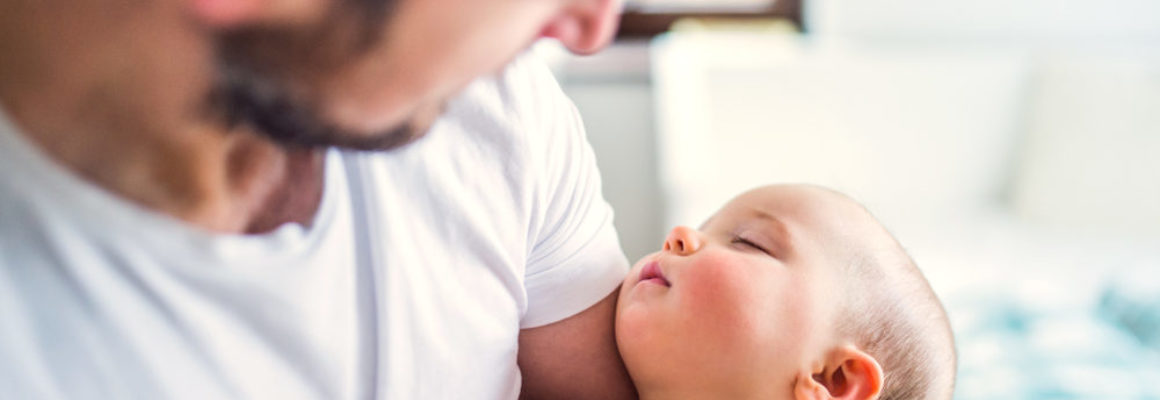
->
[[663, 226, 702, 256]]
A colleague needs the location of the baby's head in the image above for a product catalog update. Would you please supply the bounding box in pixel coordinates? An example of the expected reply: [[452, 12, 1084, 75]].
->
[[615, 184, 956, 400]]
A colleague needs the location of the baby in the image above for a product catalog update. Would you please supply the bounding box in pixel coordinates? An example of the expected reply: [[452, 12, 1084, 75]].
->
[[615, 184, 956, 400]]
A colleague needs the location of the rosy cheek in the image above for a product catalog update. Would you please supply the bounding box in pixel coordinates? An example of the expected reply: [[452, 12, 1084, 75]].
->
[[676, 252, 765, 349]]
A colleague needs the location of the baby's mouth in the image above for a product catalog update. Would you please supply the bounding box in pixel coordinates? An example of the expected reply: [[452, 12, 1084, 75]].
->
[[638, 261, 670, 287]]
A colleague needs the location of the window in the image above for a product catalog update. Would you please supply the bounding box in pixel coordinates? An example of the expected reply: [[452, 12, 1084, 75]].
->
[[618, 0, 801, 37]]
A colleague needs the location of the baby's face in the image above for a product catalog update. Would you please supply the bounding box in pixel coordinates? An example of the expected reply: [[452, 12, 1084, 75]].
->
[[616, 185, 879, 398]]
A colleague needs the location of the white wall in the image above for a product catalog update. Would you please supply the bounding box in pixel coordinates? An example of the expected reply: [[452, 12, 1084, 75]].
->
[[545, 0, 1160, 259], [808, 0, 1160, 43]]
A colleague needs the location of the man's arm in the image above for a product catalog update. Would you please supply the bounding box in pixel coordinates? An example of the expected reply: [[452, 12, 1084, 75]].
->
[[506, 52, 636, 399], [517, 290, 637, 400]]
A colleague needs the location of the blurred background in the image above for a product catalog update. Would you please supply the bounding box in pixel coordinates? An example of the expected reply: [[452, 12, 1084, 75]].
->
[[537, 0, 1160, 398]]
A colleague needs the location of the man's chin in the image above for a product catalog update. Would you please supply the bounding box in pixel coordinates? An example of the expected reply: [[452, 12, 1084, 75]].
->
[[269, 97, 448, 152], [211, 57, 442, 152], [254, 120, 428, 152]]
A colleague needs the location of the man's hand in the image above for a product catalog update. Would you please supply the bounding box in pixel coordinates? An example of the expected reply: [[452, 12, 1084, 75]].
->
[[517, 290, 638, 400]]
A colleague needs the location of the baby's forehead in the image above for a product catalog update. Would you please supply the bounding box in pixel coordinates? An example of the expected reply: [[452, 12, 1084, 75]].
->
[[712, 185, 895, 251], [721, 185, 863, 224]]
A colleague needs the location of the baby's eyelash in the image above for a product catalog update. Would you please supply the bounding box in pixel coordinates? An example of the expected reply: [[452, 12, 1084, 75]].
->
[[731, 236, 768, 254]]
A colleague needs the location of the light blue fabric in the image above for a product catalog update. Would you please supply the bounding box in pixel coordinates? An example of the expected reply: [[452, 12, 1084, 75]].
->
[[952, 283, 1160, 399]]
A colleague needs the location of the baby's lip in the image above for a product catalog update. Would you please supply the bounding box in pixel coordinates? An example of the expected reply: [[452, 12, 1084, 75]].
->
[[638, 261, 670, 287]]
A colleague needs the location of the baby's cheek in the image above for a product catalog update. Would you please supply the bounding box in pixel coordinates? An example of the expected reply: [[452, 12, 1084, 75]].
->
[[678, 253, 768, 348], [616, 296, 691, 381]]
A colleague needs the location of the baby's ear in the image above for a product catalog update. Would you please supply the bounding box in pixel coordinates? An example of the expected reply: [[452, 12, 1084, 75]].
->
[[794, 346, 883, 400]]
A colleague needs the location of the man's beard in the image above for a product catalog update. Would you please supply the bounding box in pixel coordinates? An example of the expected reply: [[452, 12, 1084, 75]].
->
[[206, 0, 424, 151]]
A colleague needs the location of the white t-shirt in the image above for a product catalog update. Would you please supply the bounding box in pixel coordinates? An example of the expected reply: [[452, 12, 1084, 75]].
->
[[0, 54, 629, 399]]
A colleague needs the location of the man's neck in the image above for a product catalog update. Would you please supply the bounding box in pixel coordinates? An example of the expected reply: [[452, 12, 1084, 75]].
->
[[0, 0, 325, 234]]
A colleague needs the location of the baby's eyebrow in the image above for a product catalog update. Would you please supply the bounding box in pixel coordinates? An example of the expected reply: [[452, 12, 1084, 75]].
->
[[750, 209, 786, 229], [748, 209, 793, 254]]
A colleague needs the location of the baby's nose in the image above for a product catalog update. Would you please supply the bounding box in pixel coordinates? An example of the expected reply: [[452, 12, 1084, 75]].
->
[[663, 226, 702, 256]]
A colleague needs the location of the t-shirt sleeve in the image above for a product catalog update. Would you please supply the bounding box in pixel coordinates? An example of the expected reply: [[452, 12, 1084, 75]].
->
[[516, 54, 631, 329]]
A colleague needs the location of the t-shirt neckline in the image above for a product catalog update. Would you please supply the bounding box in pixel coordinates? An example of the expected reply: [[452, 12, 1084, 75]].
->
[[0, 105, 343, 268]]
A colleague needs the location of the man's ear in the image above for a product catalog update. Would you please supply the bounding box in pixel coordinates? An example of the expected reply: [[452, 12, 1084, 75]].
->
[[794, 346, 884, 400], [539, 0, 621, 55], [187, 0, 269, 28]]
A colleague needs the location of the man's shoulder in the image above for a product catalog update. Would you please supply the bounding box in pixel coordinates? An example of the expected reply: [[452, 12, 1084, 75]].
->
[[441, 50, 571, 138], [338, 52, 568, 203], [352, 51, 577, 177]]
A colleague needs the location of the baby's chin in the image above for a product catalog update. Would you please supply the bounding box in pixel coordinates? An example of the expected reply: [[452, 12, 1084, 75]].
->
[[614, 255, 673, 353], [614, 255, 654, 323]]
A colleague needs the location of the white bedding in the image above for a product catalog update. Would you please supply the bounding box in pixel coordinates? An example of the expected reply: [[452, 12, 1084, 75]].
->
[[906, 215, 1160, 399]]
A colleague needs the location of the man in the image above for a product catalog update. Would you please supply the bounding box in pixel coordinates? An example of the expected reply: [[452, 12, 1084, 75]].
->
[[0, 0, 635, 398]]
